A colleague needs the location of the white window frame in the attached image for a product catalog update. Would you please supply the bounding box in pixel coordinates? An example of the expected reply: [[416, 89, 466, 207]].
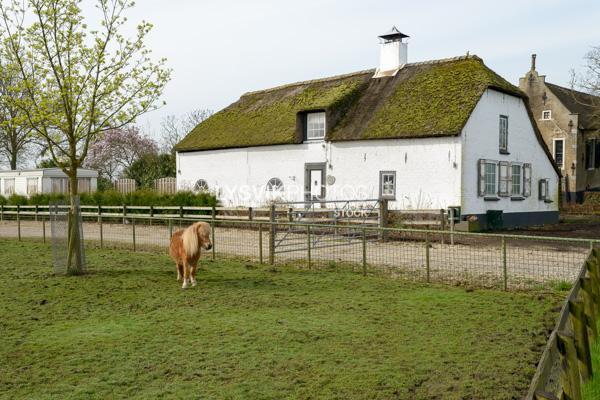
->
[[483, 161, 498, 197], [193, 179, 209, 193], [379, 171, 396, 200], [4, 178, 15, 196], [539, 179, 550, 201], [542, 110, 552, 120], [552, 138, 565, 170], [27, 177, 39, 196], [306, 112, 326, 140], [510, 163, 523, 197], [266, 177, 284, 192], [499, 115, 508, 153]]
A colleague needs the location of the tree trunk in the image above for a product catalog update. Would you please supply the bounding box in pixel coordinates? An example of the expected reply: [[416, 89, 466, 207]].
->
[[66, 170, 84, 275], [9, 153, 17, 170]]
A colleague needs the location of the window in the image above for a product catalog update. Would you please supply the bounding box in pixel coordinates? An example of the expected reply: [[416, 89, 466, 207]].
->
[[499, 115, 508, 153], [78, 178, 91, 193], [498, 161, 510, 196], [542, 110, 552, 120], [379, 171, 396, 200], [539, 179, 550, 201], [511, 164, 522, 196], [553, 139, 564, 169], [484, 162, 497, 196], [3, 178, 15, 195], [27, 178, 38, 195], [306, 112, 326, 140], [586, 140, 595, 170], [523, 163, 532, 197], [193, 179, 209, 192], [51, 178, 68, 194], [266, 178, 284, 192]]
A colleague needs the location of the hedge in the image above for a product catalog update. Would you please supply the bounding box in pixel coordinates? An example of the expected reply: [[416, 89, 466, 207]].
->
[[0, 190, 218, 208]]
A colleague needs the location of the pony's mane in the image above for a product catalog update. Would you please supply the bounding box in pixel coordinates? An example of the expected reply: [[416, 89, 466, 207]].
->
[[182, 222, 200, 258]]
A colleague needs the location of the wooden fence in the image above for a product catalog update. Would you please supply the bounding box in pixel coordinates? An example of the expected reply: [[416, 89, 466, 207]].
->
[[114, 178, 136, 194], [154, 177, 176, 194], [527, 248, 600, 399]]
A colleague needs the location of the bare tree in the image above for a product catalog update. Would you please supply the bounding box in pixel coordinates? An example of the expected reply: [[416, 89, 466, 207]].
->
[[160, 108, 212, 154], [0, 0, 171, 273], [571, 46, 600, 126]]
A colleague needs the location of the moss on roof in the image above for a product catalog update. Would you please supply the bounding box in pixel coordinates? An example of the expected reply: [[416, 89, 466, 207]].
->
[[176, 56, 524, 151], [174, 72, 372, 152], [330, 57, 523, 140]]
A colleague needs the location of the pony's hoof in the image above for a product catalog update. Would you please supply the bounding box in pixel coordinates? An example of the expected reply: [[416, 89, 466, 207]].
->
[[182, 282, 189, 289], [191, 280, 197, 287]]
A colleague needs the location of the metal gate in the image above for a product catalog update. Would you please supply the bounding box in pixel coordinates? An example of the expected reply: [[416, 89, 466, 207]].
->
[[271, 199, 384, 255]]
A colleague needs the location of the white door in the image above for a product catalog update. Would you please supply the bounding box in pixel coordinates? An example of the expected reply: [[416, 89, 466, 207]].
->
[[310, 170, 322, 201]]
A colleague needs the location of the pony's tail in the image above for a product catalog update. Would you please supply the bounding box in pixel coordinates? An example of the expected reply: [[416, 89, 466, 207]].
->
[[182, 224, 199, 259]]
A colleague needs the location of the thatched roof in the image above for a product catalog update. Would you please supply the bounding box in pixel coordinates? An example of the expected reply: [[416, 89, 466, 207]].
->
[[175, 55, 523, 152]]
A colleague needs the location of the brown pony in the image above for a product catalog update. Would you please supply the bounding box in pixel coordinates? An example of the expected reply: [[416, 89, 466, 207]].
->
[[169, 221, 212, 289]]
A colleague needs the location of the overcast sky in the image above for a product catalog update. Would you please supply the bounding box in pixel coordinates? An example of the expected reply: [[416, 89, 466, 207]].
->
[[86, 0, 600, 139]]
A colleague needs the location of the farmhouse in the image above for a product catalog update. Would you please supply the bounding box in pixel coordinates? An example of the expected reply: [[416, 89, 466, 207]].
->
[[176, 28, 560, 229], [519, 54, 600, 203], [0, 168, 98, 197]]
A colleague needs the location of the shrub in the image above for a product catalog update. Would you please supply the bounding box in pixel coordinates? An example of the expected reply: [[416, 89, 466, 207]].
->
[[7, 194, 28, 206]]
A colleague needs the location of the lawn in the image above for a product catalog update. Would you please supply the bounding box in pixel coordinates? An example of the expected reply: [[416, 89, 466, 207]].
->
[[583, 338, 600, 399], [0, 239, 563, 399]]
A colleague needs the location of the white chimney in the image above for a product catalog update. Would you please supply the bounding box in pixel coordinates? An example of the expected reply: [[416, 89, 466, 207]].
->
[[373, 26, 409, 78]]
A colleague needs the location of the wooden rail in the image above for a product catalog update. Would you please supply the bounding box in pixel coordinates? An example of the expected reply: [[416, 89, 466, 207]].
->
[[527, 248, 600, 400]]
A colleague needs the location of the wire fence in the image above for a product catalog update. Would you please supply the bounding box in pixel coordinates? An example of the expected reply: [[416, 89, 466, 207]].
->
[[0, 210, 597, 290]]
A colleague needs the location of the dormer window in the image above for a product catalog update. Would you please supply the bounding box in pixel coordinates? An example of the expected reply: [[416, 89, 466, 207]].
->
[[542, 110, 552, 120], [306, 112, 326, 140]]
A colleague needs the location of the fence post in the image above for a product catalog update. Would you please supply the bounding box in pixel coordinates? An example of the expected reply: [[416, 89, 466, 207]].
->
[[557, 331, 582, 400], [580, 277, 598, 341], [211, 206, 216, 221], [97, 205, 101, 223], [426, 233, 430, 283], [269, 204, 275, 265], [258, 223, 263, 264], [379, 200, 388, 242], [450, 208, 455, 246], [35, 204, 38, 222], [42, 217, 46, 243], [502, 236, 507, 291], [122, 205, 127, 225], [168, 219, 173, 241], [132, 217, 136, 252], [99, 214, 103, 249], [288, 207, 293, 223], [150, 206, 154, 226], [17, 205, 21, 241], [362, 228, 367, 276], [439, 209, 445, 245], [248, 207, 253, 221], [569, 299, 593, 381], [179, 205, 183, 219], [211, 220, 216, 260], [307, 225, 312, 269], [1, 204, 3, 221]]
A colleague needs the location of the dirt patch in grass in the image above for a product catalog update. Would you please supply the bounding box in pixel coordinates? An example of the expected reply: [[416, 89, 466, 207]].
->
[[0, 240, 562, 399]]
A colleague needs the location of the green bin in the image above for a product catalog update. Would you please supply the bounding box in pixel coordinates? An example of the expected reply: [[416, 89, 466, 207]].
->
[[486, 210, 503, 231]]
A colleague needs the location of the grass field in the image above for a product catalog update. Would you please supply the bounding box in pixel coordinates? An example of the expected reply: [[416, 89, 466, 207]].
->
[[0, 240, 564, 399], [583, 339, 600, 399]]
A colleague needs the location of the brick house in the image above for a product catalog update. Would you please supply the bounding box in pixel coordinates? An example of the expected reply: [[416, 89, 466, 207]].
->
[[519, 55, 600, 203]]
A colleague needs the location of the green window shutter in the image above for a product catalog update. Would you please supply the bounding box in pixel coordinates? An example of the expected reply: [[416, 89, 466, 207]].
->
[[477, 159, 485, 197]]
